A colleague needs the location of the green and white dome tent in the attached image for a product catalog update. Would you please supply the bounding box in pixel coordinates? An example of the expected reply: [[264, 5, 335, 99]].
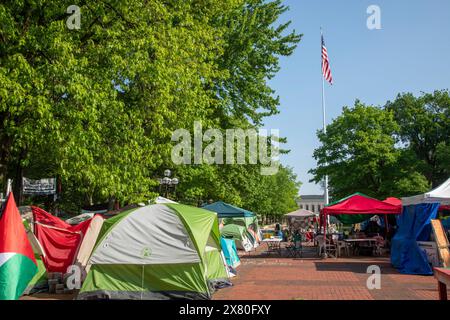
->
[[78, 204, 229, 300]]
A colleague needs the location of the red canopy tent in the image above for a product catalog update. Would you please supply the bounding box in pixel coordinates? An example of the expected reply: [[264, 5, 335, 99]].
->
[[383, 197, 402, 207], [321, 193, 402, 241]]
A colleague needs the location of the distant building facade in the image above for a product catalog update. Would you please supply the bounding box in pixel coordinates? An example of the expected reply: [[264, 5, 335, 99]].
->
[[296, 195, 326, 214]]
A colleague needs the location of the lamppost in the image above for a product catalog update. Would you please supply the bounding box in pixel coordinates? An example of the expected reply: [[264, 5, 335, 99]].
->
[[158, 169, 179, 198]]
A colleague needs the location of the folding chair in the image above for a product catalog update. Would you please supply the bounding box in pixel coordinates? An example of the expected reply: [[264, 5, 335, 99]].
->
[[285, 240, 302, 258]]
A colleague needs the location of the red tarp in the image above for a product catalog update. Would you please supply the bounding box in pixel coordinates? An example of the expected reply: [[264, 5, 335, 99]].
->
[[322, 193, 402, 215], [31, 206, 92, 273]]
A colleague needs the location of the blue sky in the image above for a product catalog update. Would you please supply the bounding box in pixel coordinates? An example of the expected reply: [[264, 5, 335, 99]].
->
[[263, 0, 450, 195]]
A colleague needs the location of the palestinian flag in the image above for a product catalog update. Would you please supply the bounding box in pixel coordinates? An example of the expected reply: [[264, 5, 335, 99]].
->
[[0, 193, 37, 300]]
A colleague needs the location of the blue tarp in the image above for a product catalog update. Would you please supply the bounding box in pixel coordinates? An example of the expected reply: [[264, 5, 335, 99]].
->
[[442, 217, 450, 231], [202, 201, 255, 218], [391, 203, 439, 275], [220, 237, 240, 268]]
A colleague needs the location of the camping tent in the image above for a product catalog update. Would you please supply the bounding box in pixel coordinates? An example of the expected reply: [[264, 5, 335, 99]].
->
[[220, 238, 240, 268], [223, 216, 258, 228], [220, 224, 254, 252], [222, 216, 262, 243], [78, 204, 229, 300], [321, 193, 402, 225], [203, 201, 261, 243], [23, 223, 48, 294], [24, 254, 47, 294], [391, 178, 450, 275]]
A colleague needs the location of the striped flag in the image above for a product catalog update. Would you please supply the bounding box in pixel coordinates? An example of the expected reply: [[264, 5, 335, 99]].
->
[[0, 193, 37, 300], [321, 34, 333, 85]]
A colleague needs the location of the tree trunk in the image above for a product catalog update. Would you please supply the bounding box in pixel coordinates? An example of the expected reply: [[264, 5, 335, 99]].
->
[[108, 197, 116, 211], [12, 158, 24, 206], [0, 134, 12, 194]]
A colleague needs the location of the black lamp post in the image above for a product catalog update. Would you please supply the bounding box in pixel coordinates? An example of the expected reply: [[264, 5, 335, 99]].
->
[[158, 169, 179, 198]]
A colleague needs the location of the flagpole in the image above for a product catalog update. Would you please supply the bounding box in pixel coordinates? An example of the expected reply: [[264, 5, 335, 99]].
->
[[6, 178, 13, 197], [320, 28, 329, 207], [321, 28, 330, 250], [322, 77, 329, 207]]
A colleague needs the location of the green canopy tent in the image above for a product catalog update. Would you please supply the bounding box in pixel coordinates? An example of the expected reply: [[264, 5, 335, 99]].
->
[[202, 201, 254, 219], [78, 204, 229, 300]]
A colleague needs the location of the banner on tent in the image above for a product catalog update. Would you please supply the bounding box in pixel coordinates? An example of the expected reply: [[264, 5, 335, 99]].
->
[[23, 177, 57, 195]]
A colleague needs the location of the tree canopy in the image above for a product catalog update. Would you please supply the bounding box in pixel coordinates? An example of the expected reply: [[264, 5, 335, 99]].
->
[[310, 91, 449, 200], [385, 90, 450, 187], [0, 0, 301, 217]]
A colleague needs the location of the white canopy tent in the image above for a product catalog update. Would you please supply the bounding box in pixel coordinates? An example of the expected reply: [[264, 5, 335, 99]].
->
[[402, 178, 450, 206], [284, 208, 318, 218], [284, 209, 318, 233]]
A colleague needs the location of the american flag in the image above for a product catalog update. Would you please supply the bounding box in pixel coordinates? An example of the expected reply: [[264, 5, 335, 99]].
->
[[321, 34, 333, 85]]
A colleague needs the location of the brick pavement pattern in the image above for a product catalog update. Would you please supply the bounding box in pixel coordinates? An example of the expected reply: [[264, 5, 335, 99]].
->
[[213, 246, 450, 300]]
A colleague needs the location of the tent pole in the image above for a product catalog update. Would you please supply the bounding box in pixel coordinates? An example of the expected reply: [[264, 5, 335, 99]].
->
[[384, 214, 389, 233], [141, 265, 144, 300]]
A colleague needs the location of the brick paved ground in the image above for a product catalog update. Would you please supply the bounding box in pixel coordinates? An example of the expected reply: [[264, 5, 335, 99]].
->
[[213, 245, 449, 300]]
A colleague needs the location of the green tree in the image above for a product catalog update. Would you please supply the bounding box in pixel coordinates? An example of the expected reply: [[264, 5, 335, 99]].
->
[[151, 0, 301, 214], [0, 1, 230, 208], [385, 90, 450, 187], [211, 0, 301, 127], [174, 163, 300, 222], [310, 101, 429, 200], [437, 142, 450, 174], [1, 0, 301, 214], [244, 165, 300, 222]]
